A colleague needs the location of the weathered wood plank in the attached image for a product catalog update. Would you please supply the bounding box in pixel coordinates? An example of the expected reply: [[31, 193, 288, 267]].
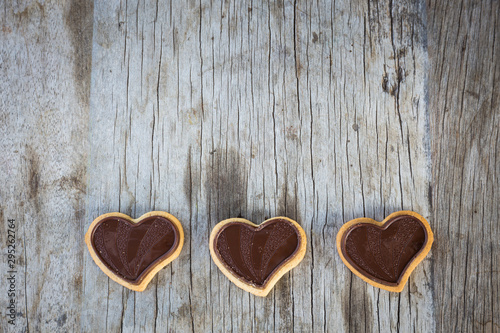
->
[[0, 0, 93, 332], [428, 0, 500, 331], [84, 0, 433, 332], [6, 0, 498, 331]]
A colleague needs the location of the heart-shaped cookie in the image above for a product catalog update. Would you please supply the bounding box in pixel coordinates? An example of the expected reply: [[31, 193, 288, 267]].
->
[[85, 211, 184, 291], [209, 217, 307, 297], [336, 210, 433, 292]]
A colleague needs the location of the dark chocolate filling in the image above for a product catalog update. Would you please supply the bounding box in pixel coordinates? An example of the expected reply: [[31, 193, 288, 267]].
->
[[214, 219, 301, 287], [91, 216, 179, 284], [341, 215, 428, 286]]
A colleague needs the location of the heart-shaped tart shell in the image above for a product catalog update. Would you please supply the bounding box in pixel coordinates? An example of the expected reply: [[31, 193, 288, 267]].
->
[[85, 211, 184, 292], [210, 217, 307, 297], [336, 210, 433, 292]]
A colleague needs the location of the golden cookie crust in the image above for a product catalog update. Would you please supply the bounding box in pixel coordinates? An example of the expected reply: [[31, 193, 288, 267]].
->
[[209, 217, 307, 297], [336, 210, 433, 292], [85, 211, 184, 292]]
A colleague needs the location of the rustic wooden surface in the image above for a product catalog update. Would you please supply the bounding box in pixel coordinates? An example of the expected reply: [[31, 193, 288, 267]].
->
[[0, 0, 498, 332], [1, 0, 92, 332], [428, 0, 500, 331]]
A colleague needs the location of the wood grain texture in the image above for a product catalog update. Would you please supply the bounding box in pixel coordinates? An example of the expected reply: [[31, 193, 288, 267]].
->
[[428, 0, 500, 332], [0, 0, 93, 332], [84, 0, 433, 332], [1, 0, 497, 331]]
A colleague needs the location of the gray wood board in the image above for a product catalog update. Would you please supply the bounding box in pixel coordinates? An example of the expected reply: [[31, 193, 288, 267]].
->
[[0, 0, 498, 332], [428, 0, 500, 331], [0, 0, 93, 332], [84, 0, 432, 332]]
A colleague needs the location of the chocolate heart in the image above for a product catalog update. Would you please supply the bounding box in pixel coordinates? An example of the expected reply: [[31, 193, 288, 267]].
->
[[86, 212, 183, 291], [212, 218, 304, 289], [338, 212, 433, 291]]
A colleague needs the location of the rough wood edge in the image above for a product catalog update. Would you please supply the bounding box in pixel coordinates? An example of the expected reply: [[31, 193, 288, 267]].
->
[[336, 210, 434, 293], [209, 216, 307, 297], [84, 211, 185, 292]]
